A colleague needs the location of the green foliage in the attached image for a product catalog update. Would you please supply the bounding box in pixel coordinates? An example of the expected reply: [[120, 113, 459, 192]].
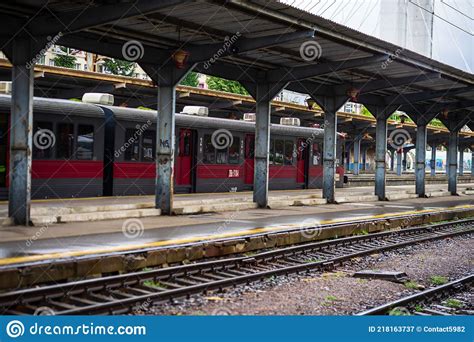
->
[[389, 307, 410, 316], [53, 54, 76, 68], [69, 98, 81, 102], [430, 275, 448, 285], [103, 58, 135, 76], [445, 298, 462, 308], [429, 118, 446, 128], [404, 280, 420, 290], [207, 76, 249, 95], [143, 280, 167, 289], [179, 72, 199, 87], [360, 106, 373, 117]]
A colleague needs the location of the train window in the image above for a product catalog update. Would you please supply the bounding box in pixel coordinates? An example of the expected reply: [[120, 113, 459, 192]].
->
[[216, 148, 227, 164], [228, 137, 240, 164], [142, 130, 155, 162], [56, 123, 74, 159], [273, 139, 284, 166], [202, 134, 215, 164], [76, 125, 94, 160], [284, 140, 294, 166], [181, 131, 191, 156], [312, 142, 322, 166], [124, 129, 140, 161], [33, 121, 53, 159]]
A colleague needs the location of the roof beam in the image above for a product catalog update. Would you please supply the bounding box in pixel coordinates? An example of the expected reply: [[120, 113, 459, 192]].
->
[[28, 0, 189, 36], [267, 54, 388, 83], [189, 30, 314, 64], [381, 85, 474, 105], [401, 100, 474, 116], [355, 73, 441, 95]]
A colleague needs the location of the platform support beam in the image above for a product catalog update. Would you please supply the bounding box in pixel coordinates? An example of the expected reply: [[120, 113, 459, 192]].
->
[[365, 105, 399, 200], [430, 144, 437, 177], [415, 124, 427, 196], [389, 149, 395, 171], [448, 131, 459, 194], [8, 37, 35, 225], [459, 148, 464, 175], [243, 80, 287, 208], [353, 137, 361, 175], [402, 151, 408, 171], [471, 150, 474, 176], [361, 147, 367, 171], [140, 62, 195, 214], [396, 149, 402, 176], [312, 96, 348, 203]]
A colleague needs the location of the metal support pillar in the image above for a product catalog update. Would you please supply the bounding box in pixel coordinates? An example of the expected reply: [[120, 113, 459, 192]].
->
[[448, 131, 459, 195], [402, 151, 408, 171], [312, 96, 348, 203], [353, 138, 361, 175], [415, 124, 427, 197], [243, 80, 287, 208], [366, 105, 399, 201], [361, 147, 367, 171], [396, 149, 402, 176], [430, 144, 436, 177], [471, 151, 474, 176], [140, 62, 195, 215], [375, 117, 388, 199], [9, 38, 34, 225], [253, 83, 272, 207], [459, 148, 464, 175], [389, 149, 395, 171]]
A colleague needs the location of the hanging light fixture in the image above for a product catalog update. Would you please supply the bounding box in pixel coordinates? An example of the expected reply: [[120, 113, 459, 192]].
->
[[442, 108, 449, 119], [346, 86, 359, 102], [172, 49, 190, 69]]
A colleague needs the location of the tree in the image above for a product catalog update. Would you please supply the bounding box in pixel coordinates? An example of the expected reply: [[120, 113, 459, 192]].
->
[[179, 72, 199, 87], [53, 54, 76, 68], [207, 76, 249, 95], [103, 58, 135, 76], [53, 46, 77, 69]]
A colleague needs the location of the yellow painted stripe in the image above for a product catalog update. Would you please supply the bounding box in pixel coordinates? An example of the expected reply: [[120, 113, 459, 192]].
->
[[0, 204, 472, 266]]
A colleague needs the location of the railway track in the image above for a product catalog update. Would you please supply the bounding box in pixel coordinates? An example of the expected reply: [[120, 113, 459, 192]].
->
[[357, 274, 473, 316], [1, 218, 473, 315]]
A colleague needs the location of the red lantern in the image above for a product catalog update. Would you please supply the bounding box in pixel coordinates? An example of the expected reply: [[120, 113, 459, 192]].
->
[[172, 49, 190, 69]]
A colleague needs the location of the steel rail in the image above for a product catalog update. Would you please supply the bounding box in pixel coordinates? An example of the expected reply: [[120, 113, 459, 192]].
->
[[357, 274, 473, 315], [1, 218, 472, 315]]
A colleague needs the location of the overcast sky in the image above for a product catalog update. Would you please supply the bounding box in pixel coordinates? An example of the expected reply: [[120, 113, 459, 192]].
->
[[280, 0, 473, 73]]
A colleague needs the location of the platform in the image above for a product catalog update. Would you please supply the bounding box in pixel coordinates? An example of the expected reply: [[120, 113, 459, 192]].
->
[[0, 190, 473, 268]]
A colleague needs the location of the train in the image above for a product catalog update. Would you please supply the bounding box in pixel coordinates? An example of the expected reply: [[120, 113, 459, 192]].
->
[[0, 94, 346, 199]]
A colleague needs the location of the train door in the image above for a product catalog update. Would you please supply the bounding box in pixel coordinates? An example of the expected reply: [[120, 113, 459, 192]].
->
[[176, 128, 195, 190], [244, 134, 255, 185], [0, 114, 8, 198], [296, 138, 309, 188]]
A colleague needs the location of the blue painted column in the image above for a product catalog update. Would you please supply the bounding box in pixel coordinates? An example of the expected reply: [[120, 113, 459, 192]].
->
[[396, 149, 402, 176], [9, 37, 34, 225], [353, 137, 361, 175], [415, 124, 427, 196], [430, 144, 436, 177], [448, 131, 459, 195], [458, 148, 464, 175]]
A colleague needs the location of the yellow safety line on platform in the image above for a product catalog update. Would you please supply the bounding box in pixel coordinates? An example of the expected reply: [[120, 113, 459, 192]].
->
[[0, 204, 472, 266]]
